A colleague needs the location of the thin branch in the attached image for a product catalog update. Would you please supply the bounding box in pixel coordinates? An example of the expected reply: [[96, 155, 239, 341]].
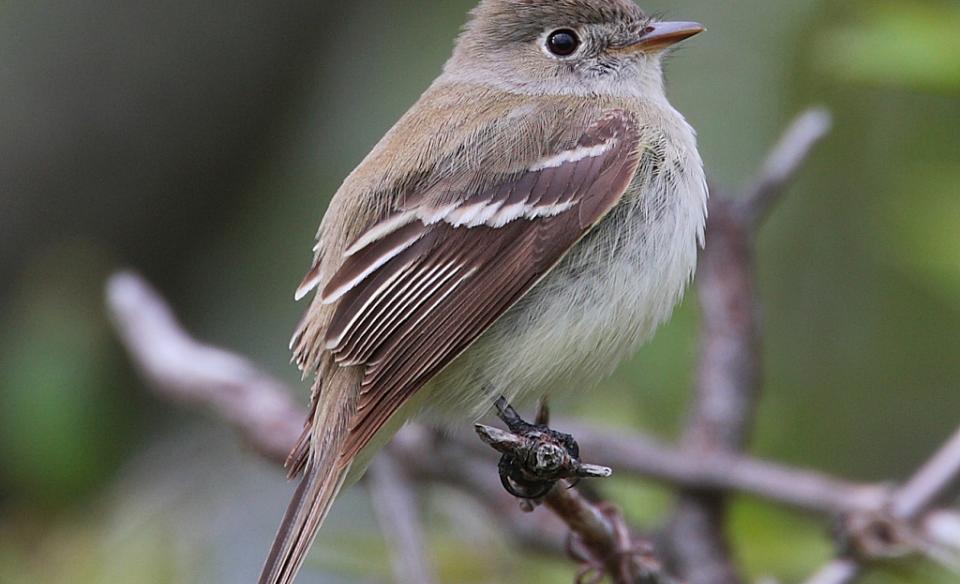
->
[[742, 108, 833, 224], [104, 272, 895, 517], [105, 275, 675, 580], [101, 269, 617, 562], [106, 272, 303, 462], [892, 427, 960, 521], [107, 272, 892, 523], [447, 421, 890, 517], [561, 423, 890, 516], [804, 427, 960, 584], [368, 453, 437, 584], [666, 108, 833, 584]]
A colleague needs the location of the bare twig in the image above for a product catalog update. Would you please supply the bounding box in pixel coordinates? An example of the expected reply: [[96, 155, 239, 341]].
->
[[109, 263, 889, 519], [446, 421, 890, 517], [742, 108, 833, 224], [804, 427, 960, 584], [666, 108, 833, 584], [892, 427, 960, 520], [107, 272, 551, 575], [368, 453, 437, 584], [106, 272, 302, 462], [560, 423, 890, 516], [106, 271, 888, 522]]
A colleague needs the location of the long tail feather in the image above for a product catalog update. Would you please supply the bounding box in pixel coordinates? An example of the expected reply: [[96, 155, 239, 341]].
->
[[258, 461, 350, 584], [259, 372, 357, 584]]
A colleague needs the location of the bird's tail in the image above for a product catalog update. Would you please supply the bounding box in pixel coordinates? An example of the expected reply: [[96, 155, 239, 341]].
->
[[258, 371, 357, 584]]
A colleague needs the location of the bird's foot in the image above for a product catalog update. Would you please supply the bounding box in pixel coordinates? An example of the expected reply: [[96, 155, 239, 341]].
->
[[475, 397, 612, 501]]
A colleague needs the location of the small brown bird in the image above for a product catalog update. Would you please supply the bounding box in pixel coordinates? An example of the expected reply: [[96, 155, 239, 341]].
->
[[261, 1, 706, 582]]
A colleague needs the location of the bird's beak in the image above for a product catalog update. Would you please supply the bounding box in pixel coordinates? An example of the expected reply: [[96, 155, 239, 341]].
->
[[618, 21, 705, 53]]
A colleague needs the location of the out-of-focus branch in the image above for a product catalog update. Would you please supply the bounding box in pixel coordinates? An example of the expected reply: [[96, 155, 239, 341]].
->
[[804, 427, 960, 584], [106, 272, 303, 462], [102, 272, 913, 532], [742, 108, 833, 224], [665, 195, 756, 584], [368, 453, 437, 584], [665, 108, 833, 584], [106, 271, 891, 522], [893, 427, 960, 520], [560, 423, 890, 516]]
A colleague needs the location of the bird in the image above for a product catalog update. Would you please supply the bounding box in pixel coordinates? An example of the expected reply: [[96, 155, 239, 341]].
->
[[261, 1, 707, 582]]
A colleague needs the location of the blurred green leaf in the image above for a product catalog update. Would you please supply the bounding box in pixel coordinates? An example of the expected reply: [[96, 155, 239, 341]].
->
[[815, 1, 960, 92], [875, 166, 960, 308]]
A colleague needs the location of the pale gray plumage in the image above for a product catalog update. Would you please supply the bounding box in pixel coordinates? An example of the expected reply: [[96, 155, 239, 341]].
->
[[261, 2, 707, 583]]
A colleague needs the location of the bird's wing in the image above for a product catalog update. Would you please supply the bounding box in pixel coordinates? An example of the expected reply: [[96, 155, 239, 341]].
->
[[297, 109, 642, 460]]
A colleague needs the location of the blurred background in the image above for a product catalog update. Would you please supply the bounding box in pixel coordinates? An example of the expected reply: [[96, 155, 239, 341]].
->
[[1, 0, 958, 582]]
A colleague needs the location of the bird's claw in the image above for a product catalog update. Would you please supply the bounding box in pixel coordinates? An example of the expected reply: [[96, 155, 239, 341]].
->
[[474, 397, 612, 501]]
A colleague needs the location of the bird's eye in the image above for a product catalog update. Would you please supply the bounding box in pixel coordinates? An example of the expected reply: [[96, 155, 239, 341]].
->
[[546, 29, 581, 57]]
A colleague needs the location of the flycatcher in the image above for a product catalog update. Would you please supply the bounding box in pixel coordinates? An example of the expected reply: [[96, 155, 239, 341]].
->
[[261, 1, 706, 582]]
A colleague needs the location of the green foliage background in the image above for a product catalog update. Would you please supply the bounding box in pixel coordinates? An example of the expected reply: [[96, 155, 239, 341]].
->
[[1, 1, 958, 582]]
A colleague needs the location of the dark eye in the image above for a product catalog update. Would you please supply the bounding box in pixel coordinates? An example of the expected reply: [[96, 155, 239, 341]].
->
[[546, 29, 581, 57]]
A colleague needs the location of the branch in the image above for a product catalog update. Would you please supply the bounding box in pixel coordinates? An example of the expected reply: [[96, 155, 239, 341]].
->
[[440, 417, 889, 519], [560, 423, 890, 516], [666, 108, 833, 584], [107, 269, 958, 583], [103, 272, 892, 527], [742, 108, 833, 224], [804, 427, 960, 584], [106, 159, 956, 584], [893, 427, 960, 520], [106, 272, 303, 462], [101, 272, 726, 582]]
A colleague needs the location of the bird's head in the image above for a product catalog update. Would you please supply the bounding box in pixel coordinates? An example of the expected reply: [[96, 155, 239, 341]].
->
[[445, 0, 704, 98]]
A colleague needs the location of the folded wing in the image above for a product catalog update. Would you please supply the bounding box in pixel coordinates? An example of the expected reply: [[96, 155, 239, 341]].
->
[[300, 109, 643, 459]]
